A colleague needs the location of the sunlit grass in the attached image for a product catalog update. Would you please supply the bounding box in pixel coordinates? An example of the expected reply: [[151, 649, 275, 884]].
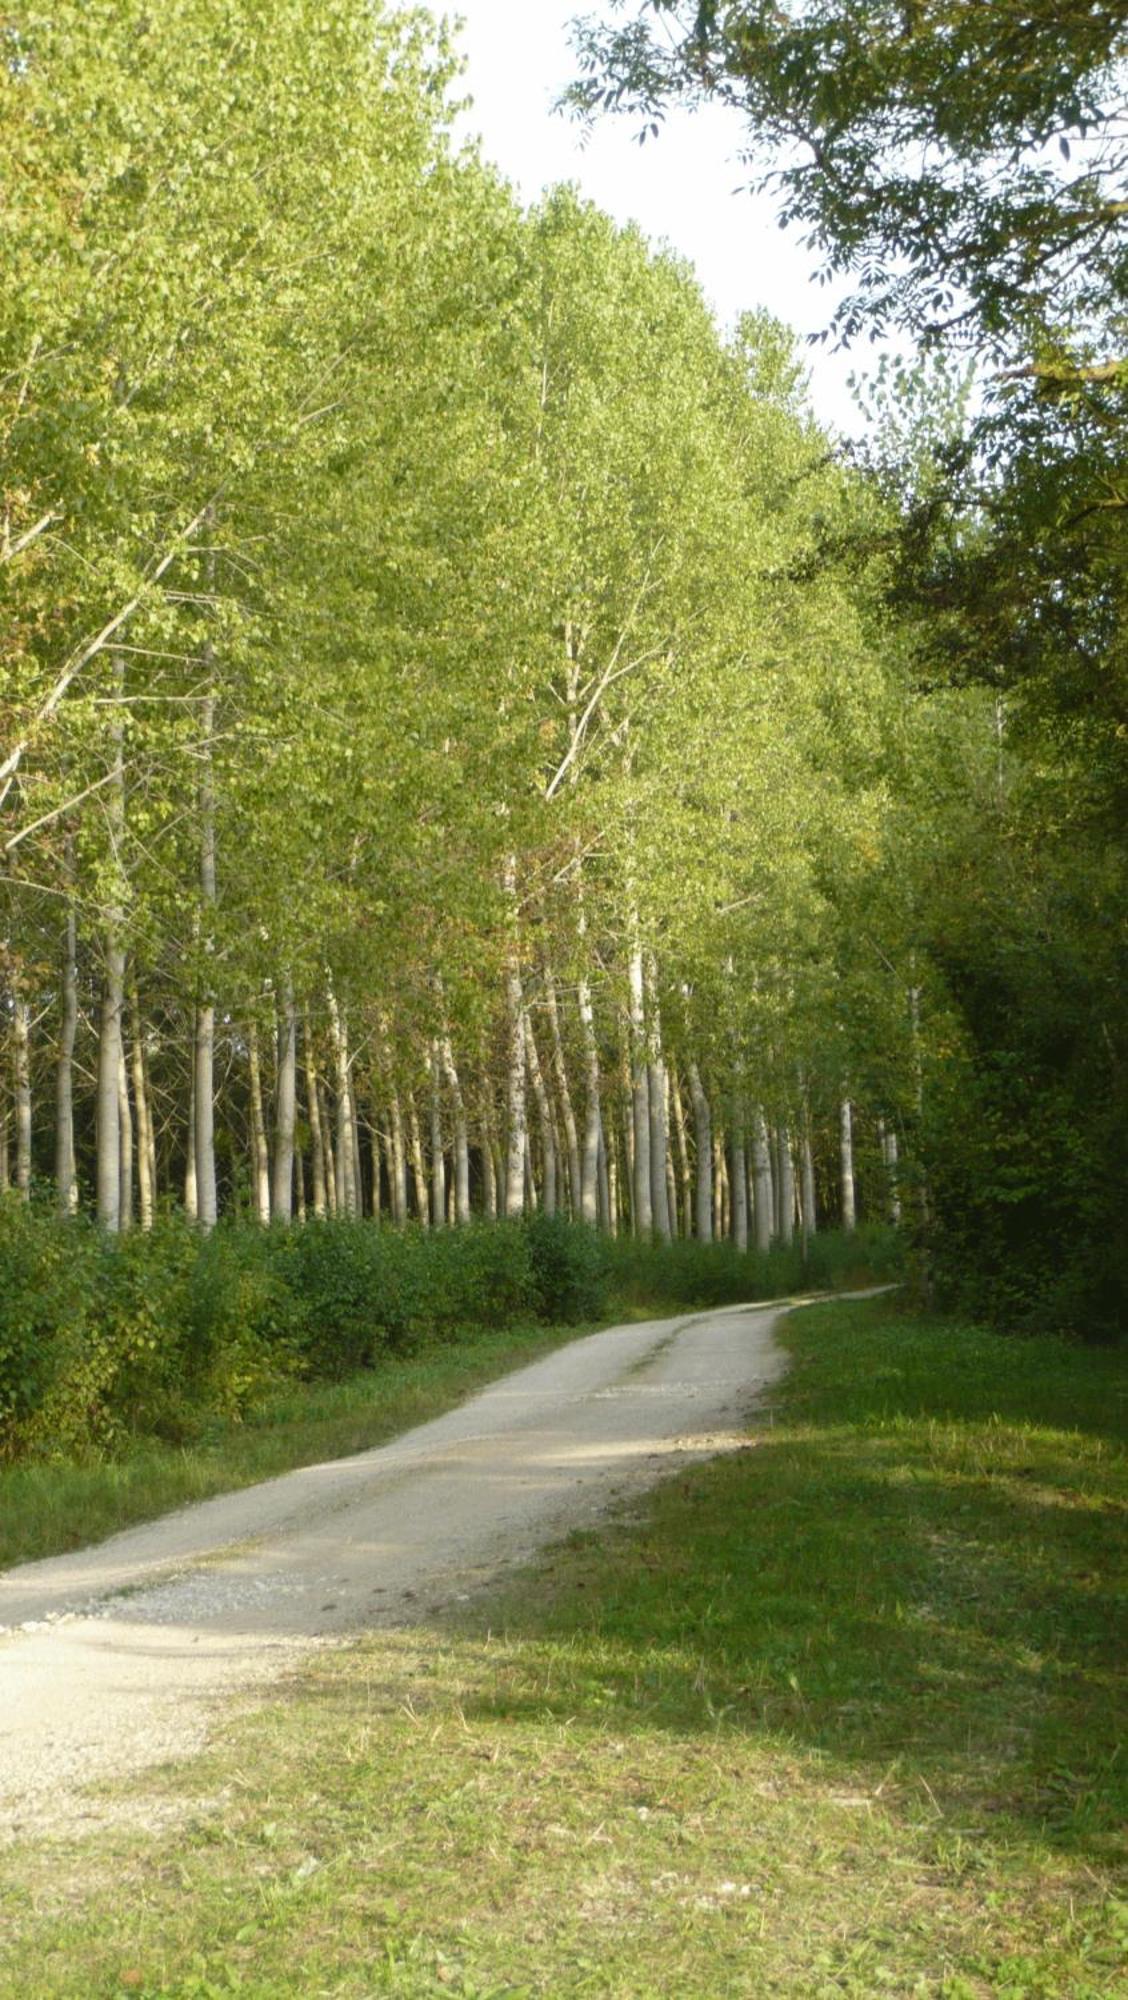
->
[[2, 1298, 1124, 1997]]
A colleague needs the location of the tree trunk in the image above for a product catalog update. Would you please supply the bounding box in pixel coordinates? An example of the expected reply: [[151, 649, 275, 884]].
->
[[577, 969, 602, 1224], [752, 1108, 773, 1252], [117, 1040, 133, 1231], [777, 1125, 795, 1246], [686, 1061, 713, 1241], [480, 1096, 498, 1219], [502, 859, 527, 1220], [327, 988, 358, 1219], [305, 1033, 328, 1218], [440, 1034, 471, 1225], [13, 991, 32, 1200], [130, 987, 154, 1229], [194, 684, 218, 1232], [319, 1075, 337, 1214], [544, 964, 580, 1216], [800, 1124, 817, 1249], [247, 1021, 272, 1225], [387, 1087, 408, 1224], [184, 1037, 198, 1220], [272, 981, 297, 1222], [429, 1042, 446, 1228], [840, 1097, 856, 1232], [56, 881, 79, 1216], [627, 938, 652, 1236], [524, 1009, 557, 1216], [731, 1102, 748, 1251], [405, 1087, 429, 1227], [668, 1064, 692, 1239]]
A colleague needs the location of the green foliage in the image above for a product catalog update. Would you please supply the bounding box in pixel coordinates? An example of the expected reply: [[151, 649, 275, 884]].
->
[[605, 1221, 901, 1310], [0, 1210, 899, 1465]]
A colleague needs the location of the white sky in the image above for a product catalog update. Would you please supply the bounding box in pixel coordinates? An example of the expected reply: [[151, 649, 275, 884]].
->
[[445, 1, 889, 437]]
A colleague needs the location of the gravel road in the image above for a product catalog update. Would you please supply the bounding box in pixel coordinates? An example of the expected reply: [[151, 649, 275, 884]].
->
[[0, 1301, 790, 1839]]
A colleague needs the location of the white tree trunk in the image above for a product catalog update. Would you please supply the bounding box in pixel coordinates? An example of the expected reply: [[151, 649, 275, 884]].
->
[[627, 939, 652, 1236], [879, 1118, 902, 1224], [544, 966, 580, 1216], [248, 1022, 272, 1225], [687, 1061, 713, 1242], [752, 1108, 773, 1253], [130, 987, 154, 1230], [406, 1087, 428, 1227], [272, 982, 297, 1222], [731, 1103, 748, 1250], [502, 855, 527, 1220], [194, 685, 218, 1232], [56, 894, 79, 1216], [13, 991, 32, 1200], [327, 988, 359, 1219], [387, 1087, 408, 1224], [800, 1125, 817, 1248], [440, 1034, 472, 1225], [429, 1041, 446, 1228], [646, 981, 671, 1239], [777, 1125, 796, 1247], [184, 1039, 197, 1221], [577, 969, 602, 1224], [305, 1032, 328, 1218], [840, 1098, 857, 1232], [524, 1010, 557, 1215], [668, 1065, 692, 1238], [117, 1041, 133, 1231]]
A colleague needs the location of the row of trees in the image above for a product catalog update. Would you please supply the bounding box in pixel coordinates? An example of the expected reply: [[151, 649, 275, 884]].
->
[[7, 0, 1097, 1328]]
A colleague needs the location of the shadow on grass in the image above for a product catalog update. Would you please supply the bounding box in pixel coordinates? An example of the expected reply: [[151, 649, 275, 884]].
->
[[448, 1300, 1128, 1868]]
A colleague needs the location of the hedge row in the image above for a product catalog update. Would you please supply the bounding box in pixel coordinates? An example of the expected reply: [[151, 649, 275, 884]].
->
[[0, 1201, 900, 1461]]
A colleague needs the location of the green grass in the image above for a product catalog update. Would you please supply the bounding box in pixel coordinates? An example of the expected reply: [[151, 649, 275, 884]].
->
[[2, 1297, 1124, 1997]]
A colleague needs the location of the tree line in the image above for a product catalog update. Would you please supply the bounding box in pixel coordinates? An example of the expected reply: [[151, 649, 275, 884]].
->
[[6, 0, 1118, 1335]]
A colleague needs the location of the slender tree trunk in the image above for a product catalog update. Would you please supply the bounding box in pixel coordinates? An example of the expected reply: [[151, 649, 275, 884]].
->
[[606, 1133, 620, 1237], [184, 1036, 198, 1220], [627, 937, 652, 1236], [577, 968, 602, 1224], [524, 1010, 557, 1216], [840, 1098, 856, 1232], [686, 1061, 713, 1241], [193, 681, 219, 1231], [318, 1075, 337, 1214], [387, 1087, 408, 1225], [272, 981, 297, 1222], [879, 1117, 902, 1224], [405, 1087, 429, 1227], [0, 1103, 9, 1192], [715, 1136, 729, 1241], [305, 1032, 328, 1218], [800, 1126, 817, 1250], [502, 858, 527, 1220], [247, 1022, 272, 1225], [440, 1034, 471, 1225], [130, 986, 154, 1229], [97, 657, 127, 1230], [480, 1096, 498, 1219], [669, 1064, 692, 1238], [327, 988, 358, 1219], [731, 1101, 749, 1251], [56, 874, 79, 1216], [544, 965, 580, 1216], [117, 1041, 133, 1231], [13, 990, 32, 1200], [752, 1108, 773, 1253], [429, 1042, 446, 1228], [778, 1125, 796, 1246]]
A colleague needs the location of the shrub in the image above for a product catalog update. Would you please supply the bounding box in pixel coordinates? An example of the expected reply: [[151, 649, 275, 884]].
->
[[523, 1213, 610, 1323]]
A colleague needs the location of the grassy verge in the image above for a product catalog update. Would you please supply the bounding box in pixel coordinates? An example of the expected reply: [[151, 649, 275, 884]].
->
[[2, 1297, 1124, 1997]]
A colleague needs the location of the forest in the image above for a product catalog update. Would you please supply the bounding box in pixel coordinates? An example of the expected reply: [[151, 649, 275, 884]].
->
[[2, 0, 1125, 1461]]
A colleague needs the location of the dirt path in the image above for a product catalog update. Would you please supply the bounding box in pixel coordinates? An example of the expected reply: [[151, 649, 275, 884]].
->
[[0, 1302, 790, 1840]]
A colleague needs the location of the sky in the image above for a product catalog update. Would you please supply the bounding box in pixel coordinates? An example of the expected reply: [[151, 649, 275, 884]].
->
[[444, 0, 888, 437]]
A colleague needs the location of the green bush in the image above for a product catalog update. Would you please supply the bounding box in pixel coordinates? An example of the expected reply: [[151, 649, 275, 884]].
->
[[523, 1213, 610, 1323], [0, 1205, 902, 1465]]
